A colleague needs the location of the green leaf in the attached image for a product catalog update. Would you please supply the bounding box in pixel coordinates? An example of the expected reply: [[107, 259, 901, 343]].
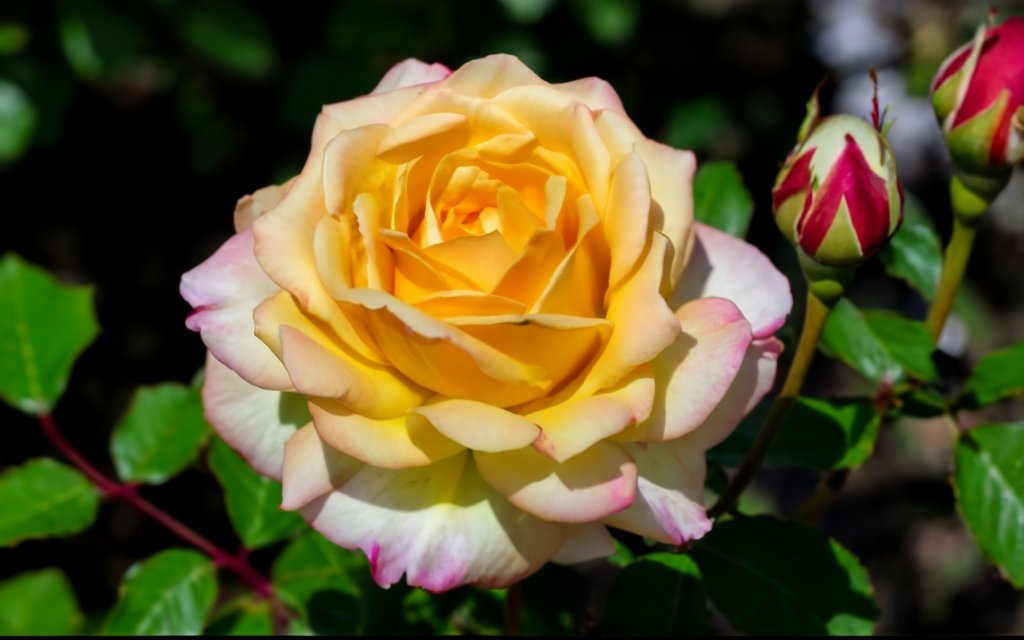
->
[[953, 423, 1024, 587], [110, 383, 210, 484], [960, 340, 1024, 409], [181, 3, 277, 79], [0, 458, 99, 547], [662, 98, 729, 153], [692, 161, 754, 238], [572, 0, 639, 46], [496, 0, 557, 24], [820, 298, 936, 384], [0, 254, 99, 415], [272, 532, 366, 634], [709, 397, 881, 470], [877, 198, 942, 300], [105, 549, 218, 635], [208, 438, 306, 550], [0, 23, 30, 56], [205, 596, 273, 636], [0, 568, 83, 635], [603, 553, 706, 635], [0, 79, 36, 163], [690, 516, 877, 635]]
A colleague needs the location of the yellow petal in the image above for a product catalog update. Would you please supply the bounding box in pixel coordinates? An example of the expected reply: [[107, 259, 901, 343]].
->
[[339, 288, 552, 407], [412, 399, 541, 452], [281, 424, 362, 510], [531, 366, 654, 463], [474, 442, 637, 523], [311, 400, 464, 469], [377, 112, 470, 164]]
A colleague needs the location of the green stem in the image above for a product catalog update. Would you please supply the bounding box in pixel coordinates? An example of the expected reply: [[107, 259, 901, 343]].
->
[[924, 216, 978, 341], [925, 174, 989, 341], [708, 292, 831, 519]]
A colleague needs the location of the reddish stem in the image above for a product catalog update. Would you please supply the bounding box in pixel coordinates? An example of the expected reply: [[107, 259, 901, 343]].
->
[[38, 413, 272, 599]]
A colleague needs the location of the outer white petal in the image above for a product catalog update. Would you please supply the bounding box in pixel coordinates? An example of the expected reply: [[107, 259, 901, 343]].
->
[[672, 223, 793, 340], [181, 230, 290, 390], [201, 352, 310, 480], [301, 453, 566, 592], [603, 440, 711, 545]]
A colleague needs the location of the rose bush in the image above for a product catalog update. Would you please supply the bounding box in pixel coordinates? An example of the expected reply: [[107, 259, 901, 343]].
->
[[181, 55, 792, 592]]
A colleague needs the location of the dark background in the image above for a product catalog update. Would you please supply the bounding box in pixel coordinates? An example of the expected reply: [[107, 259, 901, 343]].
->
[[2, 0, 1023, 633]]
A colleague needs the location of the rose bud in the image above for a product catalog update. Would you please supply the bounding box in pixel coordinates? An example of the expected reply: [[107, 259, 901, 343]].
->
[[772, 92, 903, 271], [932, 14, 1024, 200], [181, 55, 793, 592]]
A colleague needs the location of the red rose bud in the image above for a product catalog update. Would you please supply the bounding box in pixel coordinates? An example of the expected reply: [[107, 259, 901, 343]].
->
[[773, 114, 904, 269], [932, 14, 1024, 197]]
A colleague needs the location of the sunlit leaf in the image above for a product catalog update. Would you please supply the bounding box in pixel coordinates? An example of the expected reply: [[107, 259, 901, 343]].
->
[[0, 568, 83, 635], [954, 423, 1024, 587], [691, 516, 877, 635], [0, 254, 99, 415], [208, 438, 306, 550], [603, 553, 706, 635], [110, 383, 210, 484], [820, 298, 936, 384], [105, 549, 218, 635], [0, 458, 99, 547]]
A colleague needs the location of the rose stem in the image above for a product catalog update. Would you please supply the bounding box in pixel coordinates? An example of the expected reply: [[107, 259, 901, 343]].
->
[[504, 583, 522, 636], [37, 413, 272, 599], [708, 291, 830, 519], [924, 216, 978, 340], [925, 174, 990, 340], [791, 468, 851, 524]]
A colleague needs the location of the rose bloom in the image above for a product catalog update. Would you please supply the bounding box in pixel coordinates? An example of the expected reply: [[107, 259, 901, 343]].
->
[[181, 55, 791, 592]]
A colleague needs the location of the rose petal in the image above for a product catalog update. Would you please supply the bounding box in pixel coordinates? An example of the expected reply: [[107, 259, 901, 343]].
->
[[180, 230, 290, 390], [671, 223, 793, 339], [603, 440, 712, 545], [339, 288, 552, 407], [281, 424, 362, 510], [372, 59, 451, 94], [595, 110, 697, 285], [301, 452, 566, 592], [441, 54, 544, 99], [412, 399, 540, 452], [451, 313, 613, 395], [279, 325, 429, 419], [577, 232, 680, 396], [687, 337, 783, 451], [475, 442, 638, 524], [201, 353, 310, 480], [604, 151, 653, 288], [233, 178, 295, 233], [626, 297, 753, 442], [550, 523, 617, 565], [310, 399, 464, 470], [531, 366, 655, 463], [552, 77, 626, 113]]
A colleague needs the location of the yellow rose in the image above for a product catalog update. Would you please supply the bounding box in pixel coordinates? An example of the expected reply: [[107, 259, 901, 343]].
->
[[181, 55, 792, 591]]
